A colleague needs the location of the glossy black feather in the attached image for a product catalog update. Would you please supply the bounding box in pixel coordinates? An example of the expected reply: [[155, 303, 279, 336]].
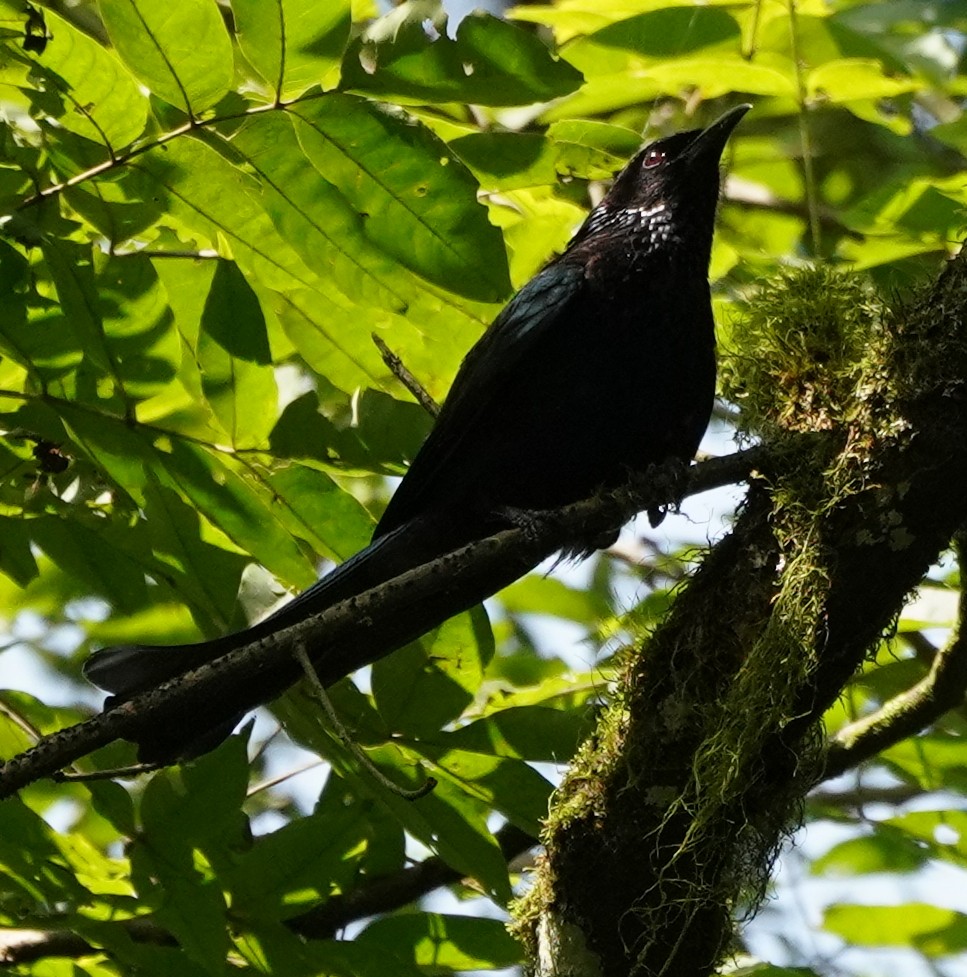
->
[[84, 105, 750, 762]]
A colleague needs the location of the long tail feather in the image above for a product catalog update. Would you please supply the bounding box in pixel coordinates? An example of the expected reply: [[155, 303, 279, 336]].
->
[[84, 517, 525, 762]]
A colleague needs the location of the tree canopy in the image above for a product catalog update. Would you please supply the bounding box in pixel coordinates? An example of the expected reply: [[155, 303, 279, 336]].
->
[[1, 1, 967, 975]]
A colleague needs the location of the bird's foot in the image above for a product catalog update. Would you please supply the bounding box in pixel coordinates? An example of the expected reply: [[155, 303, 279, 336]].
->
[[500, 505, 620, 560], [639, 456, 691, 528], [498, 505, 553, 541]]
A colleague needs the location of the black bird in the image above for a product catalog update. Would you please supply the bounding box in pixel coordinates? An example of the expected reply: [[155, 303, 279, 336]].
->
[[85, 104, 750, 762]]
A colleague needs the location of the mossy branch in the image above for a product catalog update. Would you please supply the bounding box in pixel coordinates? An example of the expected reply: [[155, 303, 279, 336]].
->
[[516, 250, 967, 977]]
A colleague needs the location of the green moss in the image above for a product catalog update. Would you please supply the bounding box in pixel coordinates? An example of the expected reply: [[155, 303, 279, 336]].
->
[[721, 266, 888, 438]]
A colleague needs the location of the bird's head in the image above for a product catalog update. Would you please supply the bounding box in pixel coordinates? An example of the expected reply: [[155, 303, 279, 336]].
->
[[570, 104, 750, 263]]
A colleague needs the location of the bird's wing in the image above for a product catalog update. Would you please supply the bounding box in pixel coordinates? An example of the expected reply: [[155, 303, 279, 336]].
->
[[375, 260, 586, 537]]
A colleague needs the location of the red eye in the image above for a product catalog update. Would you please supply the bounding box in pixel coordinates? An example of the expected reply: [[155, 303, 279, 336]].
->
[[643, 149, 666, 168]]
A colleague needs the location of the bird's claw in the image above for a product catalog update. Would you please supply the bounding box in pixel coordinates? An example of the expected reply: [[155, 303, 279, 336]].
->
[[641, 456, 691, 527], [498, 505, 550, 541]]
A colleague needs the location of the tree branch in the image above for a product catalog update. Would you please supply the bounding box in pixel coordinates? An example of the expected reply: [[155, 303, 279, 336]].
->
[[372, 333, 440, 417], [823, 560, 967, 780], [0, 446, 768, 798], [288, 821, 536, 939]]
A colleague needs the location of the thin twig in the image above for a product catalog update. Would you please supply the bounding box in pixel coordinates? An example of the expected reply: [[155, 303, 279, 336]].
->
[[292, 642, 436, 800], [787, 0, 822, 255], [13, 94, 326, 213], [372, 333, 440, 417], [52, 762, 161, 783], [809, 783, 923, 809], [247, 758, 325, 798]]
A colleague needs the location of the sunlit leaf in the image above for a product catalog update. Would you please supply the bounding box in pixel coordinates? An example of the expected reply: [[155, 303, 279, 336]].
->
[[824, 903, 967, 955], [30, 8, 147, 149], [98, 0, 234, 114], [233, 0, 351, 99]]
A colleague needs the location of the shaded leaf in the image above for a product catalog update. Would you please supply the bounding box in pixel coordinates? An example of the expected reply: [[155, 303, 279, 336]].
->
[[197, 259, 278, 447], [31, 7, 148, 149], [342, 6, 584, 107], [289, 94, 511, 302], [358, 912, 522, 970], [372, 605, 494, 736]]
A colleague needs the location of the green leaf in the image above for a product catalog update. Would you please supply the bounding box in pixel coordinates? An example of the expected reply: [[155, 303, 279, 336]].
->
[[0, 241, 31, 372], [29, 516, 148, 614], [227, 800, 367, 920], [812, 825, 929, 876], [142, 480, 247, 631], [277, 713, 513, 903], [127, 135, 308, 291], [728, 965, 820, 977], [31, 8, 148, 149], [358, 912, 523, 970], [588, 5, 741, 55], [883, 733, 967, 793], [0, 515, 39, 587], [885, 809, 967, 869], [450, 132, 561, 191], [444, 705, 587, 762], [74, 938, 215, 977], [549, 50, 795, 119], [139, 735, 250, 853], [289, 94, 511, 302], [58, 397, 317, 586], [64, 169, 167, 245], [824, 903, 967, 955], [808, 58, 920, 102], [407, 740, 553, 834], [96, 254, 182, 401], [40, 239, 114, 381], [230, 109, 456, 377], [451, 125, 636, 191], [233, 0, 351, 99], [342, 6, 584, 107], [0, 797, 88, 910], [261, 463, 375, 563], [86, 779, 137, 839], [365, 755, 513, 903], [153, 440, 318, 588], [34, 247, 180, 402], [269, 389, 433, 472], [98, 0, 234, 114], [136, 128, 491, 397], [130, 842, 230, 973], [372, 605, 494, 736], [197, 260, 278, 447], [235, 923, 427, 977], [134, 737, 251, 967], [501, 573, 610, 624]]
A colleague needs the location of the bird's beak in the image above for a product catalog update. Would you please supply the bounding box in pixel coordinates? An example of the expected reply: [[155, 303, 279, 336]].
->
[[686, 103, 752, 161]]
